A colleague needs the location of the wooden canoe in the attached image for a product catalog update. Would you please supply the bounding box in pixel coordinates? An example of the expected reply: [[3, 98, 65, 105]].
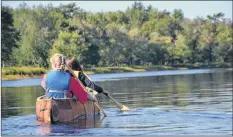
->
[[36, 96, 100, 124]]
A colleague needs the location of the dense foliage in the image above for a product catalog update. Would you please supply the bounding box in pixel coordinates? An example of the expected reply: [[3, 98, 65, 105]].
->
[[1, 6, 20, 67], [1, 2, 232, 68]]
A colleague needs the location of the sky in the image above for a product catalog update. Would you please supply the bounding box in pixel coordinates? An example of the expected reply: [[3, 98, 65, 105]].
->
[[2, 1, 232, 19]]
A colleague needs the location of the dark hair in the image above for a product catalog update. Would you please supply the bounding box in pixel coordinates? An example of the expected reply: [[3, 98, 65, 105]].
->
[[66, 57, 83, 72]]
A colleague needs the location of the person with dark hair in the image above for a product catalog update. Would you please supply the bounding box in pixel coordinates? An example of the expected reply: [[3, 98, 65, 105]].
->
[[66, 57, 104, 95]]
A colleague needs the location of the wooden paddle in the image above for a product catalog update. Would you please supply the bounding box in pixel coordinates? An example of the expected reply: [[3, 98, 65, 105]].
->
[[81, 72, 130, 111], [65, 64, 107, 117], [101, 90, 130, 111]]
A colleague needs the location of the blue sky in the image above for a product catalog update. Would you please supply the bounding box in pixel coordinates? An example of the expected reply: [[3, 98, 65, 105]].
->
[[2, 1, 232, 19]]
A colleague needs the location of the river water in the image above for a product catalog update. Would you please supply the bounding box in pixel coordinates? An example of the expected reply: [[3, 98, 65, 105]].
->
[[1, 68, 232, 135]]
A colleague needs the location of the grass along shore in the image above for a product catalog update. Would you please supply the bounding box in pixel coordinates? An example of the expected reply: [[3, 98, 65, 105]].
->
[[2, 63, 232, 80]]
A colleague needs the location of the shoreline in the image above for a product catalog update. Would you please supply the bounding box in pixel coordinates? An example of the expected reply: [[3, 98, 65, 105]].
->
[[2, 64, 232, 81]]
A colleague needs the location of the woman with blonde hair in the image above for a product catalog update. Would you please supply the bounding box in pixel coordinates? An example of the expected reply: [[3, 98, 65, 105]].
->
[[41, 53, 97, 104]]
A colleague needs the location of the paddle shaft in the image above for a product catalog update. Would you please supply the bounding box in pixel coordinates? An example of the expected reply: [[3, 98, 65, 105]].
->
[[94, 102, 107, 117], [82, 71, 123, 109], [81, 72, 129, 111], [74, 63, 129, 111], [102, 90, 124, 109], [65, 64, 107, 117]]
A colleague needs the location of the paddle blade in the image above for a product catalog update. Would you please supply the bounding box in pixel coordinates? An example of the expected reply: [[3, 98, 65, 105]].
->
[[120, 105, 130, 111]]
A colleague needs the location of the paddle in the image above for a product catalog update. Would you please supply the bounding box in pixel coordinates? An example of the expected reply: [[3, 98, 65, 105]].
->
[[81, 72, 130, 111], [101, 90, 130, 111], [65, 64, 107, 117]]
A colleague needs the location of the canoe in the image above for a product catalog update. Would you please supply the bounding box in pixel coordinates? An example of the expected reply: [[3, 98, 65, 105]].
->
[[36, 96, 100, 124]]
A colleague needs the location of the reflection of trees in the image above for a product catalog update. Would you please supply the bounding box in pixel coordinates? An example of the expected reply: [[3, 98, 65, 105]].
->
[[2, 87, 21, 117], [2, 86, 45, 117], [191, 74, 202, 97], [208, 73, 217, 98], [2, 70, 231, 117], [171, 75, 178, 106], [190, 72, 231, 106], [97, 74, 193, 107], [176, 75, 192, 106], [99, 72, 214, 108]]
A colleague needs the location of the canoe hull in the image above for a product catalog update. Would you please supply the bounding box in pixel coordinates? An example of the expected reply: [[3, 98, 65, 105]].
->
[[36, 96, 100, 124]]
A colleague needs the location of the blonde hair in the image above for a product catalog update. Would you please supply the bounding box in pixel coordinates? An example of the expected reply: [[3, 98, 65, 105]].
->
[[50, 53, 66, 71]]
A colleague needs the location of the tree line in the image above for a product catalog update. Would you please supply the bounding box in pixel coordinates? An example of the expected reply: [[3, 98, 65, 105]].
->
[[1, 2, 232, 68]]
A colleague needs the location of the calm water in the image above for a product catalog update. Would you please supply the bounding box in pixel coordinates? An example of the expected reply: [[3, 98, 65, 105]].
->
[[1, 69, 232, 135]]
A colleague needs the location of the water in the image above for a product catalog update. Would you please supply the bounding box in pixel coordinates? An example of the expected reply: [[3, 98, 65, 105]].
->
[[1, 68, 232, 135], [1, 69, 217, 87]]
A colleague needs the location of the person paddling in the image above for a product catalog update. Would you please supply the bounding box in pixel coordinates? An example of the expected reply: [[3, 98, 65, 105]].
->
[[65, 57, 129, 112], [41, 53, 97, 104], [66, 57, 105, 95]]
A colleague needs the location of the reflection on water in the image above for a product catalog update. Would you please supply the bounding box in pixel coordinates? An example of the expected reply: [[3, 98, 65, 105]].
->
[[1, 69, 218, 87], [1, 86, 44, 118], [1, 68, 232, 135], [66, 115, 102, 129], [36, 116, 102, 136]]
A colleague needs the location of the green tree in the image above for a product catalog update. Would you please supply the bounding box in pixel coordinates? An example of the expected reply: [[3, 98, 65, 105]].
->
[[201, 12, 225, 63], [216, 23, 233, 62], [125, 2, 146, 28], [165, 34, 190, 64], [1, 6, 20, 67], [185, 20, 202, 63], [50, 31, 88, 61], [3, 2, 232, 68]]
